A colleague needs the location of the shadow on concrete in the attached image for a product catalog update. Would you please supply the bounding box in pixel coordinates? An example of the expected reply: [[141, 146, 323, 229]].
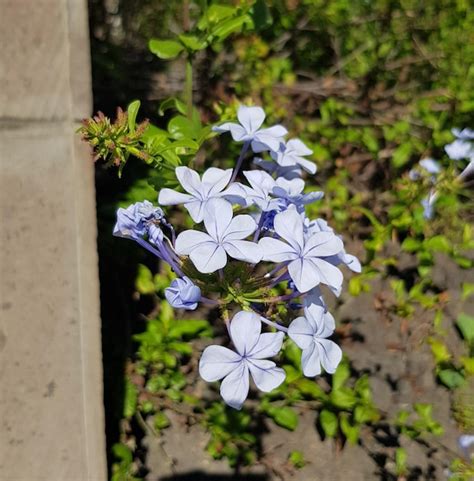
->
[[159, 473, 269, 481]]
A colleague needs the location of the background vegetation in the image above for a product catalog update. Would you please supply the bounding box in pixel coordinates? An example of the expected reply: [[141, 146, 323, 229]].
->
[[86, 1, 474, 479]]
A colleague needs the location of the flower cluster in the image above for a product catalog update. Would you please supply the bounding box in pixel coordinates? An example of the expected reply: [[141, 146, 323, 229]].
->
[[410, 128, 473, 219], [113, 106, 360, 409]]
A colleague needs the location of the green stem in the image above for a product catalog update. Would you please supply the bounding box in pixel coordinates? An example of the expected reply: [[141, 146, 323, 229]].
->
[[185, 56, 193, 120]]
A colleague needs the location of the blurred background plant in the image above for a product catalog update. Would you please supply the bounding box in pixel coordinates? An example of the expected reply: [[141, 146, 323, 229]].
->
[[85, 0, 474, 478]]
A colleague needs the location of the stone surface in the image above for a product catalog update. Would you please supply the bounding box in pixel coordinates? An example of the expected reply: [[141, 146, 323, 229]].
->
[[0, 0, 106, 479]]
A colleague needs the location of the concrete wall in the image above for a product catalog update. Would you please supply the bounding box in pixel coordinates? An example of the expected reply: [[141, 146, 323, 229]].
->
[[0, 0, 107, 479]]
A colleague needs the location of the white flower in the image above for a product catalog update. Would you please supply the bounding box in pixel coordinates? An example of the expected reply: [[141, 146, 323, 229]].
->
[[199, 311, 286, 409], [288, 302, 342, 377]]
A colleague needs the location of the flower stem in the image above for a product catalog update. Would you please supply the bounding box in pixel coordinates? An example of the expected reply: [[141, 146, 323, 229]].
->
[[230, 141, 250, 183], [259, 316, 288, 333], [185, 57, 193, 121]]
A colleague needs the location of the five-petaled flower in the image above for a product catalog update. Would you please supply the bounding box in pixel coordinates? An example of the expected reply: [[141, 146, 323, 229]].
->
[[175, 198, 262, 273], [259, 207, 344, 293], [199, 311, 286, 409], [288, 301, 342, 377], [159, 166, 235, 223], [213, 105, 288, 153]]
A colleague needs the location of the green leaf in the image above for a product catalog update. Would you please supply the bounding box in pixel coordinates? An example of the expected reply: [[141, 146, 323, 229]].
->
[[168, 115, 201, 140], [154, 411, 170, 430], [332, 360, 350, 389], [319, 409, 338, 438], [251, 0, 272, 31], [295, 378, 327, 400], [149, 39, 184, 59], [456, 313, 474, 344], [158, 97, 187, 116], [168, 319, 211, 340], [288, 450, 306, 469], [395, 448, 408, 476], [123, 379, 138, 418], [391, 143, 412, 168], [135, 264, 155, 295], [424, 235, 451, 253], [127, 100, 140, 132], [401, 237, 421, 252], [210, 14, 251, 41], [339, 413, 360, 444], [330, 387, 357, 409], [438, 369, 465, 389], [178, 34, 207, 52], [428, 338, 451, 364], [265, 406, 299, 431]]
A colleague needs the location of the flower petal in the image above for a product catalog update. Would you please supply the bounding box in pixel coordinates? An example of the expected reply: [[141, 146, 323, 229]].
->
[[201, 168, 233, 197], [158, 188, 194, 206], [303, 231, 344, 257], [259, 237, 298, 262], [311, 258, 343, 292], [175, 166, 202, 196], [189, 242, 227, 273], [288, 257, 320, 293], [301, 343, 322, 377], [175, 230, 213, 255], [224, 240, 262, 264], [248, 360, 286, 392], [220, 363, 250, 410], [223, 214, 257, 240], [237, 105, 265, 133], [287, 138, 312, 156], [295, 156, 317, 174], [184, 199, 206, 223], [273, 208, 305, 253], [288, 316, 314, 350], [203, 198, 233, 241], [230, 311, 261, 356], [199, 345, 241, 381], [316, 339, 342, 374], [248, 331, 285, 359]]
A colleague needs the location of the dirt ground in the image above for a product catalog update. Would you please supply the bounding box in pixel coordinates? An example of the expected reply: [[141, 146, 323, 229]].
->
[[141, 251, 474, 481]]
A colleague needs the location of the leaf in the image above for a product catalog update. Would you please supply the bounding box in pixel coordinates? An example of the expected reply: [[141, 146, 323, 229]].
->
[[456, 313, 474, 344], [330, 387, 357, 409], [158, 97, 187, 116], [178, 34, 207, 52], [319, 409, 338, 438], [428, 338, 451, 364], [123, 379, 138, 418], [339, 413, 360, 444], [332, 360, 350, 389], [127, 100, 140, 132], [210, 14, 252, 41], [251, 0, 272, 31], [149, 39, 184, 59], [295, 378, 327, 400], [401, 237, 421, 252], [135, 264, 155, 295], [288, 450, 306, 469], [424, 235, 451, 253], [168, 319, 212, 340], [266, 406, 299, 431], [154, 411, 170, 430], [391, 143, 412, 168], [395, 448, 408, 476], [168, 115, 201, 140], [438, 369, 465, 389]]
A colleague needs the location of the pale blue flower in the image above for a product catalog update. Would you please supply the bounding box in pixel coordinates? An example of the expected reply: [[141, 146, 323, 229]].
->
[[259, 207, 344, 293], [271, 139, 316, 174], [445, 128, 474, 161], [199, 311, 285, 409], [458, 434, 474, 459], [213, 105, 288, 153], [253, 157, 302, 179], [421, 191, 437, 220], [159, 166, 235, 223], [175, 199, 262, 273], [229, 170, 280, 211], [165, 276, 201, 310], [272, 177, 324, 212], [288, 302, 342, 377], [113, 200, 164, 239], [305, 218, 361, 275], [419, 158, 441, 175]]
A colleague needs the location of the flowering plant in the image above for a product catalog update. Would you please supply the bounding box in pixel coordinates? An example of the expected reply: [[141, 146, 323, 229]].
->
[[113, 105, 360, 409]]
